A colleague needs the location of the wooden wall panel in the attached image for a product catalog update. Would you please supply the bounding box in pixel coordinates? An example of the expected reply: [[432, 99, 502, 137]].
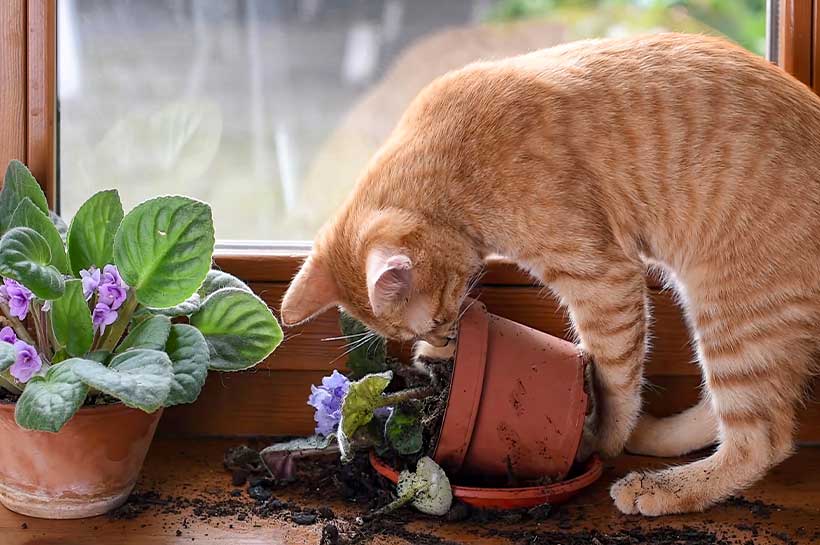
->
[[234, 283, 697, 377], [160, 283, 818, 442], [160, 355, 820, 443], [0, 0, 27, 177]]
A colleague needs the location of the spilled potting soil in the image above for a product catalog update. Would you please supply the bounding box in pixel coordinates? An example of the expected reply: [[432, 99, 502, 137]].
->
[[107, 441, 809, 545]]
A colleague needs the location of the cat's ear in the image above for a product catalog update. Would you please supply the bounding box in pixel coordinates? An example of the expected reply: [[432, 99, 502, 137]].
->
[[280, 255, 339, 326], [367, 249, 413, 316]]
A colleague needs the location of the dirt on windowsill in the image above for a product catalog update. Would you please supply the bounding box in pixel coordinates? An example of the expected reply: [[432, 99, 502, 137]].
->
[[107, 439, 797, 545]]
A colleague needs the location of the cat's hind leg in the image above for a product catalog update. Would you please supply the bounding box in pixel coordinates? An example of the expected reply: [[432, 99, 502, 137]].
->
[[611, 324, 812, 515], [626, 398, 719, 457]]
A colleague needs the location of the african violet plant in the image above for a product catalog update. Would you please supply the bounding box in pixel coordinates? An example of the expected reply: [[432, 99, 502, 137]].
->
[[0, 160, 282, 432], [261, 312, 451, 517]]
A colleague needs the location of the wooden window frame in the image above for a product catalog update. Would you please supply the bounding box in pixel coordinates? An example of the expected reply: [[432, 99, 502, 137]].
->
[[2, 1, 818, 441]]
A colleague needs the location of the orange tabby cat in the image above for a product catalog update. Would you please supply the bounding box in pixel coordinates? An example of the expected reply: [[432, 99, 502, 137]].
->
[[280, 33, 820, 516]]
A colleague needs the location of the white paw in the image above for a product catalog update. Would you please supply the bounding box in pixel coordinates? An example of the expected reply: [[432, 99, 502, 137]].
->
[[413, 340, 456, 361], [610, 470, 705, 516]]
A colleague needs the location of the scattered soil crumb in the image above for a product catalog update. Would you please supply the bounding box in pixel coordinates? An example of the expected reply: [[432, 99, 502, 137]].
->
[[724, 495, 781, 519]]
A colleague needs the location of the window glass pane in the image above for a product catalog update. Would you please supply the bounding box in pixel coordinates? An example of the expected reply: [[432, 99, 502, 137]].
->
[[58, 0, 767, 242]]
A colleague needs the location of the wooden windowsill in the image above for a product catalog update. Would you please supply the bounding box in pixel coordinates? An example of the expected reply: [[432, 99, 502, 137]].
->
[[1, 438, 817, 544]]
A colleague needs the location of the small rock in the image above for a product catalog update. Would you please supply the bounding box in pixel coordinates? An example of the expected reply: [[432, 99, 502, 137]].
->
[[230, 489, 242, 497], [248, 484, 273, 501], [237, 513, 247, 522], [20, 523, 27, 530], [320, 523, 340, 545], [527, 503, 552, 521], [175, 530, 182, 537], [292, 512, 319, 525]]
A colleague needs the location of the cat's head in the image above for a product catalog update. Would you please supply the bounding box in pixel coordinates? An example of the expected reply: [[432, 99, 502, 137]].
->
[[280, 206, 482, 347]]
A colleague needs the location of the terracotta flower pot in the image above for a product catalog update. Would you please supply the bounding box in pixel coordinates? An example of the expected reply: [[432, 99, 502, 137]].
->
[[433, 299, 590, 483], [0, 402, 162, 519], [370, 299, 600, 509]]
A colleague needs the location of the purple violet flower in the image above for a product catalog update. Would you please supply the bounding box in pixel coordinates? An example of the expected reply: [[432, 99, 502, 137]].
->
[[98, 265, 128, 310], [307, 370, 350, 436], [10, 340, 42, 383], [0, 278, 34, 320], [98, 283, 127, 310], [101, 264, 127, 290], [92, 303, 118, 335], [80, 267, 101, 300], [0, 326, 17, 344]]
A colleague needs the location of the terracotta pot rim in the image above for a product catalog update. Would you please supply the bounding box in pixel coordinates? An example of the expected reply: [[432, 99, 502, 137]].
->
[[369, 451, 603, 507], [0, 399, 153, 416], [431, 299, 489, 473]]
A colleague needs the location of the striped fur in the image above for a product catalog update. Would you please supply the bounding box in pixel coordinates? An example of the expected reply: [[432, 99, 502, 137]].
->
[[281, 33, 820, 516]]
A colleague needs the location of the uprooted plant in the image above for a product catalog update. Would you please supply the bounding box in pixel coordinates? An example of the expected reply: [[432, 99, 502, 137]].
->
[[260, 311, 454, 517], [0, 160, 283, 432]]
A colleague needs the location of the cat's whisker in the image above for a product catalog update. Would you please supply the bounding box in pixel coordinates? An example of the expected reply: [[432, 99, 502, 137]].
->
[[338, 332, 375, 352], [328, 333, 377, 365], [322, 331, 371, 342], [457, 296, 479, 322]]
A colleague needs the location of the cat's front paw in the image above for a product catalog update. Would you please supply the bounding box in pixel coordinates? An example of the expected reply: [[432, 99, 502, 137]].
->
[[610, 469, 707, 516], [413, 339, 456, 361], [611, 471, 683, 516]]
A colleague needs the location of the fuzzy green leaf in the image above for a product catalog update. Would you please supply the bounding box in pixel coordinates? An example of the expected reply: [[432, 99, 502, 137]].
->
[[148, 293, 201, 317], [67, 189, 124, 275], [189, 288, 282, 371], [51, 279, 93, 357], [115, 315, 172, 354], [14, 360, 90, 432], [0, 227, 64, 299], [397, 457, 453, 516], [338, 312, 388, 379], [9, 198, 70, 273], [113, 196, 214, 308], [0, 161, 48, 236], [71, 349, 172, 412], [385, 402, 423, 455], [197, 270, 251, 299], [0, 342, 15, 372], [164, 324, 210, 406], [339, 371, 392, 441]]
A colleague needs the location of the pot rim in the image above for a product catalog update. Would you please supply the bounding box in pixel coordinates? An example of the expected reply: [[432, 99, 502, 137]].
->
[[431, 298, 489, 473], [369, 451, 603, 507]]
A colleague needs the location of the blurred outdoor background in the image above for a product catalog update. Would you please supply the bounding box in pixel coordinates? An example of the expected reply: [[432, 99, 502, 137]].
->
[[57, 0, 768, 243]]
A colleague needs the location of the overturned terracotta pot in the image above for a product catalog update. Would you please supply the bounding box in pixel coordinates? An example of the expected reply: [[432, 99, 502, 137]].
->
[[434, 299, 590, 483], [372, 298, 600, 509], [0, 402, 162, 519]]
